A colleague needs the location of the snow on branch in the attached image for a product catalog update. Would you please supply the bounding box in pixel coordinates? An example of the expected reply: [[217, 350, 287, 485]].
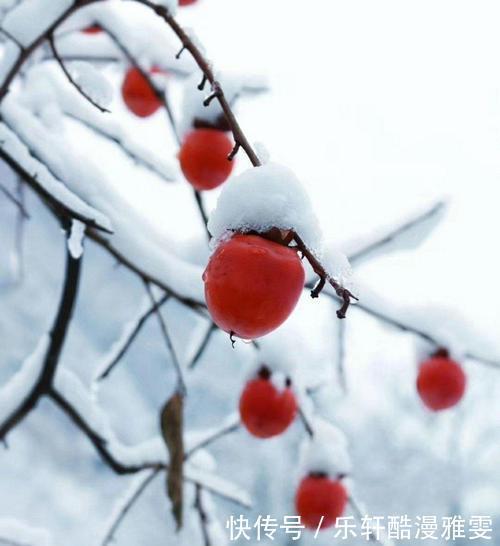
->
[[345, 198, 447, 265], [184, 413, 241, 459], [0, 518, 54, 546], [98, 469, 161, 546], [0, 335, 49, 436], [0, 241, 82, 442], [0, 119, 111, 232]]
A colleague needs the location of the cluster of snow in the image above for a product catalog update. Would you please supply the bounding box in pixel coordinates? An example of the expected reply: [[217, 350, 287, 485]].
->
[[68, 61, 113, 109], [0, 335, 48, 424], [2, 0, 72, 47], [299, 417, 352, 477], [21, 63, 176, 181], [178, 71, 268, 137], [58, 1, 193, 74], [67, 219, 85, 259], [0, 517, 54, 546], [208, 162, 322, 251]]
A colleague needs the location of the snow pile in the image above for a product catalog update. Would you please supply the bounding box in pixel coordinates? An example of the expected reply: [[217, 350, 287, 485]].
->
[[2, 0, 72, 47], [178, 71, 268, 137], [299, 418, 351, 477], [0, 518, 54, 546], [0, 335, 49, 424], [68, 61, 113, 109], [208, 162, 322, 251], [68, 219, 85, 259]]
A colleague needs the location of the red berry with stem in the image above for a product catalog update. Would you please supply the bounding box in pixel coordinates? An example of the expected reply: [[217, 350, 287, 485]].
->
[[239, 367, 297, 438], [203, 234, 305, 339], [121, 67, 165, 118], [82, 25, 103, 34], [417, 350, 466, 411], [179, 128, 234, 191], [295, 475, 348, 530]]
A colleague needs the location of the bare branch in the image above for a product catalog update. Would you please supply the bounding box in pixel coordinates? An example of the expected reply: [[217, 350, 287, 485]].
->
[[94, 293, 171, 382], [195, 485, 212, 546], [144, 282, 187, 395], [48, 34, 110, 113], [184, 415, 240, 460], [188, 323, 217, 369]]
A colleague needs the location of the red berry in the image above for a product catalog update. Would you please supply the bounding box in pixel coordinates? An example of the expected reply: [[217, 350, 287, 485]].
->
[[295, 475, 348, 530], [239, 373, 297, 438], [121, 67, 164, 118], [203, 234, 305, 339], [417, 355, 466, 411], [179, 129, 234, 191], [82, 25, 102, 34], [179, 0, 198, 5]]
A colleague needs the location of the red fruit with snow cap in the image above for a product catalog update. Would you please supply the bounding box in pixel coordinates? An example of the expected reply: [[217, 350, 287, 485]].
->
[[239, 367, 297, 438], [203, 234, 305, 339], [121, 67, 165, 118], [179, 128, 234, 191], [295, 474, 348, 530], [417, 350, 466, 411]]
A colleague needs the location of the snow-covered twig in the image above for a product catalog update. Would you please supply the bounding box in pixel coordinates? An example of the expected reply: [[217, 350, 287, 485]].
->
[[0, 123, 112, 233], [347, 200, 446, 264], [99, 468, 162, 546], [48, 34, 110, 113], [144, 282, 187, 395], [94, 293, 171, 382], [0, 0, 100, 102], [0, 239, 82, 442]]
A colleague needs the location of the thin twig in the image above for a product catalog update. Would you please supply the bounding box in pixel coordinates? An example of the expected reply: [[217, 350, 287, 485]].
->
[[95, 293, 171, 381], [298, 406, 314, 438], [195, 485, 211, 546], [292, 232, 358, 318], [144, 282, 187, 395], [348, 201, 446, 264], [184, 418, 240, 460], [0, 180, 29, 218], [188, 323, 217, 369], [48, 34, 110, 113], [100, 468, 162, 546]]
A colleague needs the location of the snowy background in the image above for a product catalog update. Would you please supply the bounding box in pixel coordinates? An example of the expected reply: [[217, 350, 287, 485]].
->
[[0, 0, 499, 544]]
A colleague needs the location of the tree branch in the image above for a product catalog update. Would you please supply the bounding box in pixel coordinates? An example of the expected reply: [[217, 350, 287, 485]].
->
[[0, 180, 29, 218], [131, 0, 261, 168], [0, 236, 82, 441], [195, 485, 212, 546]]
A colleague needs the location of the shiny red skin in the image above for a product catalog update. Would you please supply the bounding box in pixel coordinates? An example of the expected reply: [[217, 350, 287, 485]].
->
[[417, 356, 466, 411], [295, 476, 348, 530], [239, 378, 297, 438], [121, 67, 164, 118], [203, 235, 305, 339], [179, 0, 198, 5], [82, 25, 103, 34], [179, 129, 234, 191]]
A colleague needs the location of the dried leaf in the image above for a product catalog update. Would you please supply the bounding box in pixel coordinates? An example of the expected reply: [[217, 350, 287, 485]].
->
[[160, 391, 184, 530]]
